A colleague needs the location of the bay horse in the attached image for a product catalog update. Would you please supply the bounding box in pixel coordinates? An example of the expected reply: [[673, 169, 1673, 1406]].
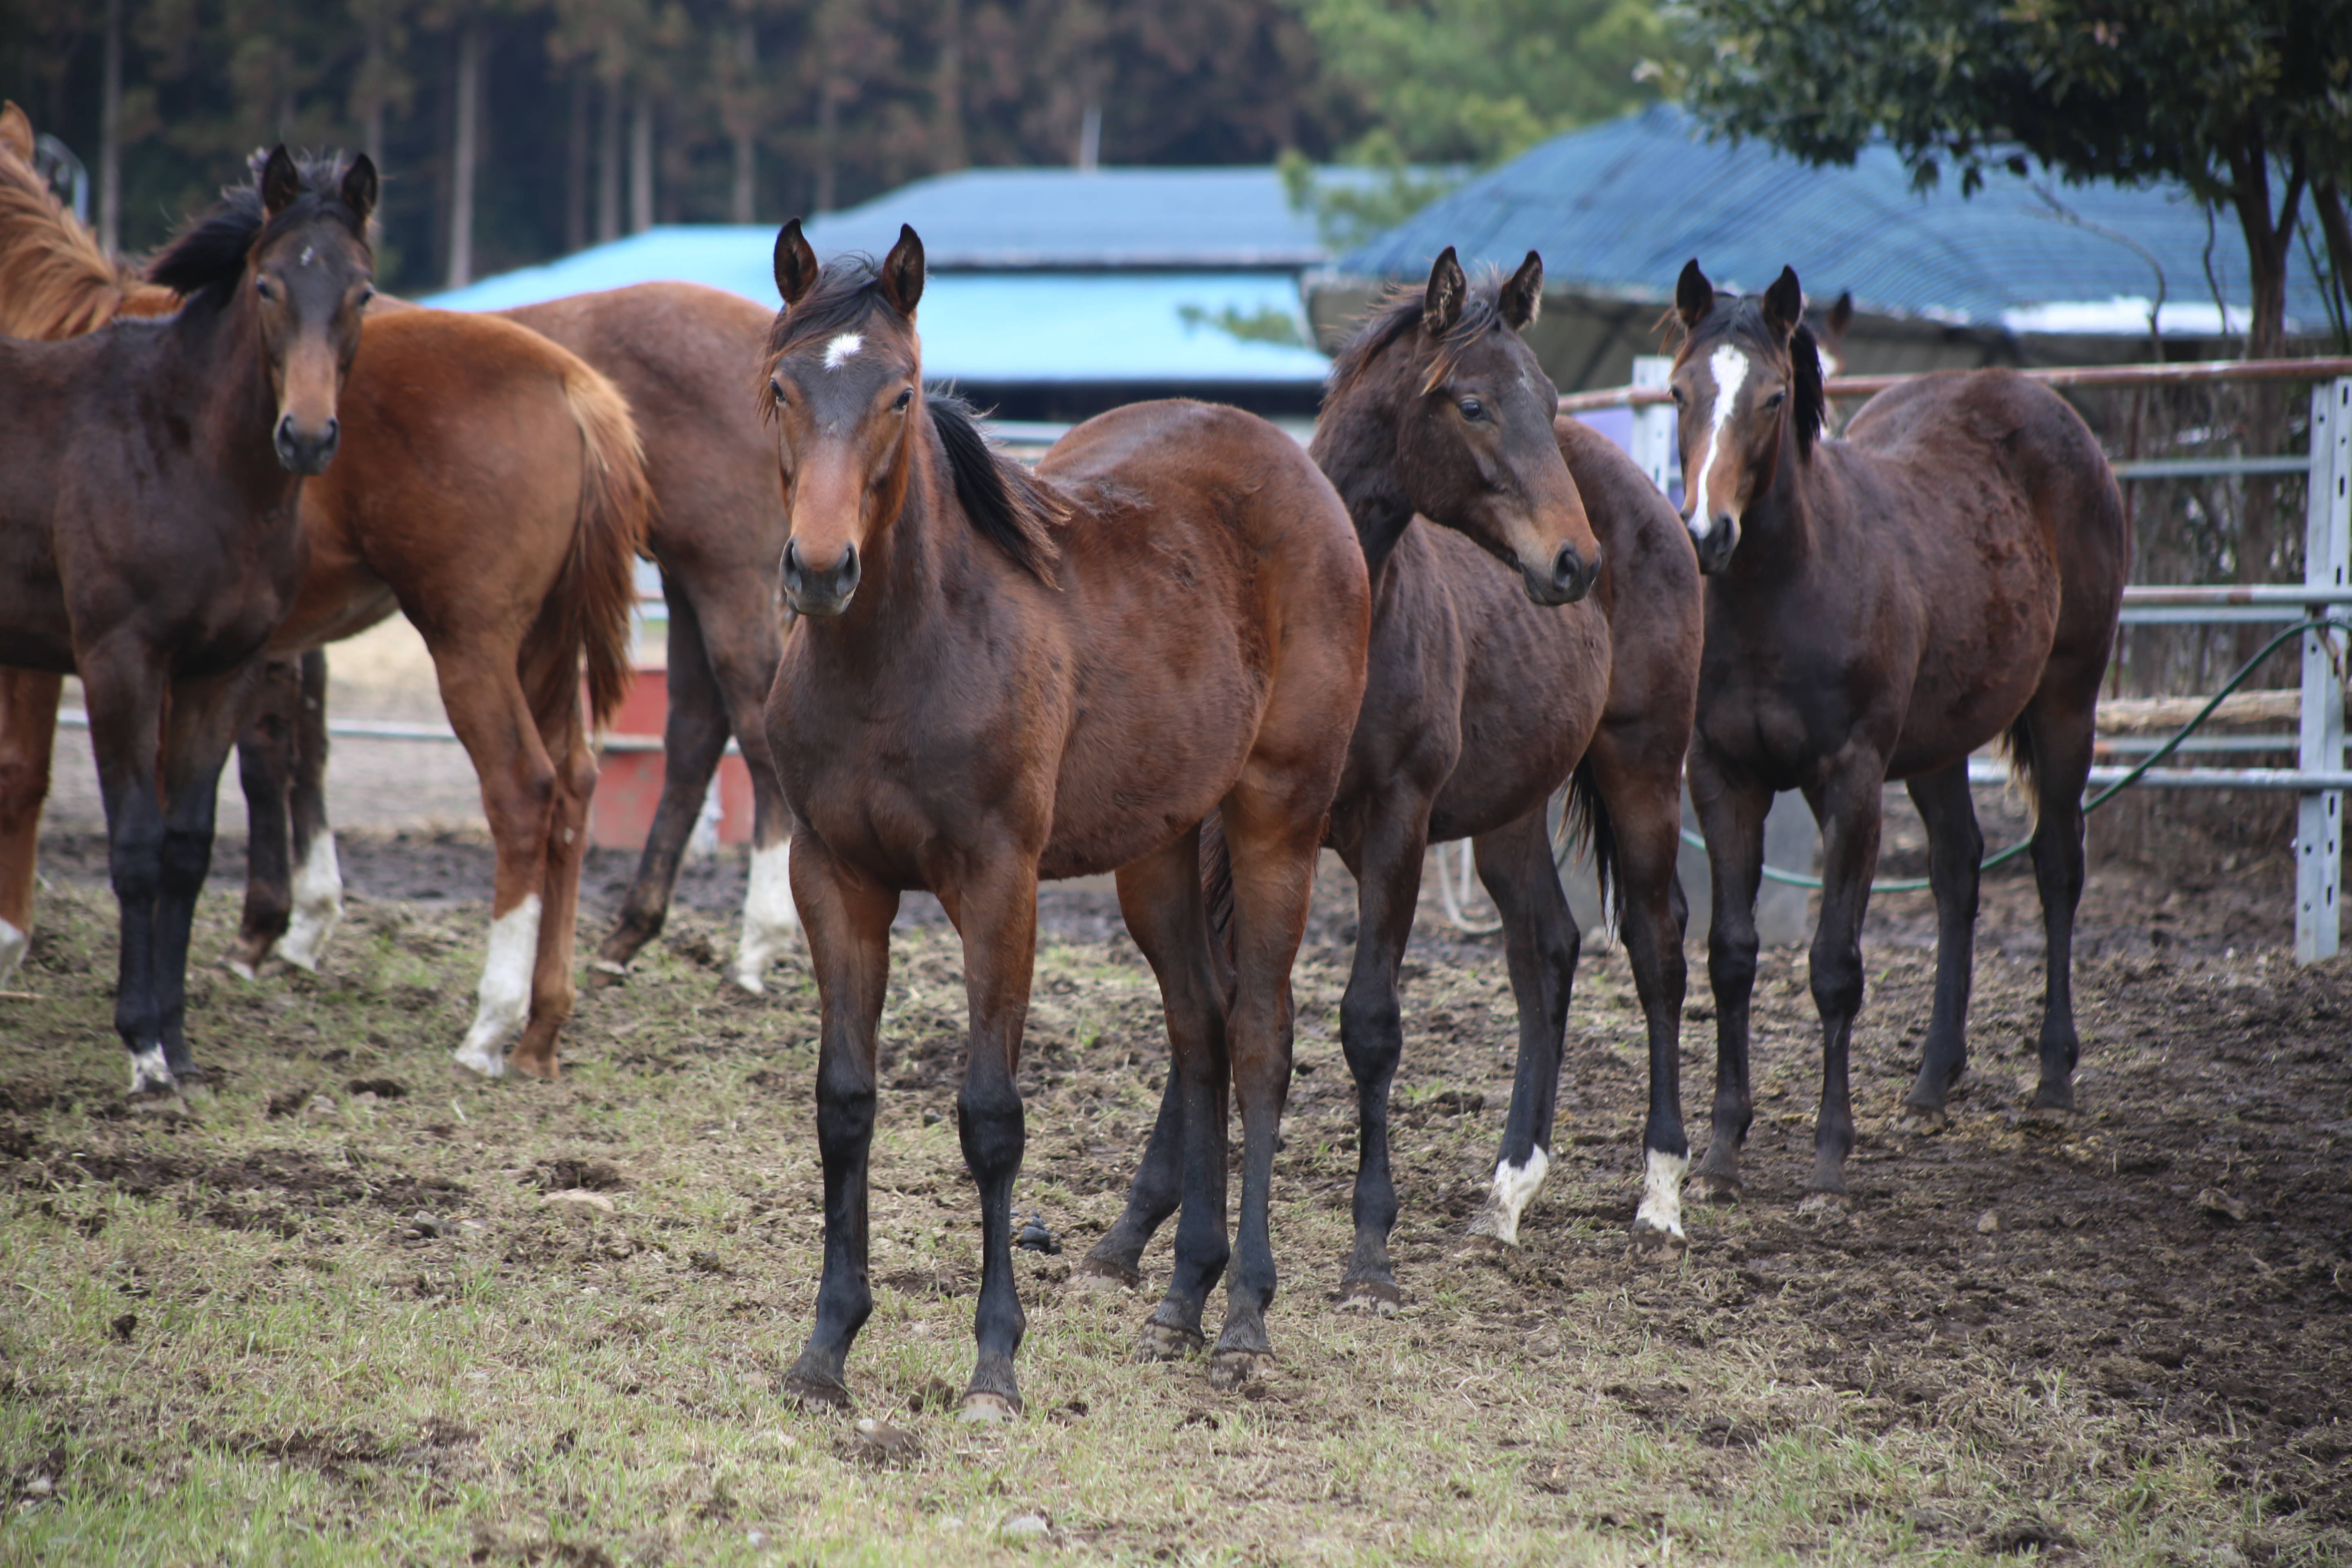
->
[[0, 117, 646, 1080], [1078, 252, 1708, 1304], [762, 222, 1368, 1416], [1670, 260, 2127, 1207], [0, 147, 372, 1093]]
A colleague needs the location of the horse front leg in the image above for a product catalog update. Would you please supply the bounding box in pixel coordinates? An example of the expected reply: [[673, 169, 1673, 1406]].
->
[[1800, 765, 1886, 1207], [1687, 753, 1771, 1202], [1465, 806, 1578, 1252], [936, 855, 1041, 1421], [230, 656, 301, 979], [1580, 733, 1694, 1254], [0, 669, 63, 985], [149, 667, 264, 1086], [274, 650, 342, 972], [79, 644, 174, 1094], [1330, 795, 1431, 1312], [1900, 760, 1982, 1130], [779, 831, 897, 1409]]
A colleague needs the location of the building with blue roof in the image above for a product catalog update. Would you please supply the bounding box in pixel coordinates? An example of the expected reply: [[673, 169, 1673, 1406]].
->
[[423, 166, 1342, 420], [1314, 104, 2337, 390]]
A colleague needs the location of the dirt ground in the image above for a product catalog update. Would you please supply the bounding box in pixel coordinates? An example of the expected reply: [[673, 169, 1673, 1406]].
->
[[2, 813, 2348, 1563]]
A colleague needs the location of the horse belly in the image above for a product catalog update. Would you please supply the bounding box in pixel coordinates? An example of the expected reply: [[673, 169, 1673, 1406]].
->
[[1892, 550, 2060, 774]]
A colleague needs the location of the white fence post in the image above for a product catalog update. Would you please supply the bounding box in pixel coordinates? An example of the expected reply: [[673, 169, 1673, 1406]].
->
[[2296, 376, 2350, 964], [1630, 355, 1676, 497]]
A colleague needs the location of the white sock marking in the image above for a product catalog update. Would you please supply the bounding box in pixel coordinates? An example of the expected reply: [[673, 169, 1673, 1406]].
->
[[0, 916, 25, 985], [822, 332, 863, 370], [129, 1046, 174, 1095], [1690, 343, 1750, 550], [276, 829, 344, 972], [1633, 1147, 1690, 1240], [1474, 1146, 1552, 1247], [454, 894, 542, 1077], [733, 840, 800, 995]]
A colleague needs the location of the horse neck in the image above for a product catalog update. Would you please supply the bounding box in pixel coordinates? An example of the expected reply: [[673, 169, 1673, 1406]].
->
[[1729, 410, 1819, 580], [1309, 379, 1417, 578]]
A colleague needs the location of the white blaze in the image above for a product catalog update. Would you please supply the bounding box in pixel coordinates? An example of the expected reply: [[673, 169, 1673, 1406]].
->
[[1691, 343, 1751, 540], [0, 916, 25, 985], [732, 840, 800, 996], [1473, 1145, 1552, 1247], [454, 894, 542, 1078], [823, 333, 864, 370], [1632, 1147, 1690, 1241], [275, 828, 344, 972]]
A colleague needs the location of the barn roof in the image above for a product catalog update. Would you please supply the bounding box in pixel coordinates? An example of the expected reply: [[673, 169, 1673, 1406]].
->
[[1339, 105, 2334, 335]]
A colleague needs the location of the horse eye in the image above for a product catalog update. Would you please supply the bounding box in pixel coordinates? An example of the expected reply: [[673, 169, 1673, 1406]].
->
[[1765, 391, 1786, 410], [1670, 386, 1684, 405], [1457, 396, 1484, 421], [359, 285, 375, 305], [255, 277, 276, 301], [892, 388, 914, 412], [770, 378, 788, 405]]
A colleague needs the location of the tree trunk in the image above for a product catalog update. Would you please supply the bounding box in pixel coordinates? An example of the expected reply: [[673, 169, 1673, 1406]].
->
[[2317, 183, 2352, 341], [566, 70, 588, 252], [446, 20, 483, 290], [359, 1, 387, 176], [98, 0, 120, 254], [597, 77, 621, 244], [933, 0, 965, 173], [729, 20, 758, 225], [629, 85, 653, 234], [2222, 144, 2307, 674]]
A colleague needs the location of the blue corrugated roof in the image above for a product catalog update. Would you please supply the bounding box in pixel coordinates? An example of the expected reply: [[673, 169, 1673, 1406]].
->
[[1339, 105, 2331, 333]]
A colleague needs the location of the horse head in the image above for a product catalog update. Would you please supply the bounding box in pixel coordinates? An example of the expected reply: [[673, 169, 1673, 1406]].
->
[[764, 219, 926, 617], [1327, 247, 1599, 605], [1668, 259, 1824, 575], [150, 146, 377, 475]]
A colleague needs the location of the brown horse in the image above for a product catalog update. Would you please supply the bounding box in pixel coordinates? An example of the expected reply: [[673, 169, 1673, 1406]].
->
[[0, 148, 372, 1092], [1671, 261, 2127, 1207], [762, 223, 1368, 1416], [1078, 253, 1708, 1301], [0, 118, 646, 1080]]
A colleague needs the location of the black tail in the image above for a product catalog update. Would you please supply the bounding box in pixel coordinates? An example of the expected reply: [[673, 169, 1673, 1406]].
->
[[1563, 758, 1622, 938], [2002, 711, 2042, 824]]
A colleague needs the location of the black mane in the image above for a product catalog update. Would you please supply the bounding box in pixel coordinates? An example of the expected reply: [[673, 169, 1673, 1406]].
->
[[1328, 271, 1510, 398], [762, 256, 1066, 584], [147, 151, 368, 310]]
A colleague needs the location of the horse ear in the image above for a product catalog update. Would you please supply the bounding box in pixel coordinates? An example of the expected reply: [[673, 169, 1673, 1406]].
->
[[1826, 290, 1854, 343], [259, 146, 301, 217], [1423, 246, 1465, 335], [1499, 250, 1543, 331], [878, 223, 925, 316], [1675, 259, 1714, 330], [1762, 265, 1804, 339], [340, 155, 378, 229], [0, 102, 32, 165], [773, 218, 819, 307]]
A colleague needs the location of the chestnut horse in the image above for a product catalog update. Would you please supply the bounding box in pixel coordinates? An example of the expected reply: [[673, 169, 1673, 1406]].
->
[[1671, 261, 2127, 1207], [0, 149, 372, 1093], [0, 117, 646, 1080], [762, 223, 1368, 1416], [1080, 254, 1707, 1299]]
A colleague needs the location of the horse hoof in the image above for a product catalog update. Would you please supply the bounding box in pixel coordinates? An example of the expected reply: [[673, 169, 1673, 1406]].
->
[[223, 952, 265, 982], [1069, 1257, 1140, 1293], [1332, 1277, 1401, 1316], [779, 1372, 852, 1411], [1629, 1220, 1687, 1261], [1895, 1106, 1950, 1135], [1688, 1173, 1742, 1205], [1463, 1213, 1520, 1248], [957, 1392, 1020, 1425], [1207, 1350, 1272, 1392], [584, 959, 628, 991], [452, 1048, 506, 1080], [1134, 1320, 1204, 1363], [1797, 1191, 1849, 1217], [511, 1051, 561, 1083]]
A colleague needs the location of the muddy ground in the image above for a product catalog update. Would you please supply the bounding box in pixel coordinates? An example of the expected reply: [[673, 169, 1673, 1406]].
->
[[3, 818, 2349, 1563]]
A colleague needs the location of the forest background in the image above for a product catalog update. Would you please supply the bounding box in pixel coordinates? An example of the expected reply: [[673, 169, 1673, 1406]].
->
[[0, 0, 1688, 295]]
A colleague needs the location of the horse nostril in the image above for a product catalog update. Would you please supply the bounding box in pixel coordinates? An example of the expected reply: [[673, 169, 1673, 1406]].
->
[[781, 538, 806, 588], [275, 414, 297, 449], [837, 541, 860, 593]]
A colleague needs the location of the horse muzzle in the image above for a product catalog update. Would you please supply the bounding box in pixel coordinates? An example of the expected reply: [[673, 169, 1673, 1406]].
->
[[1689, 514, 1739, 576], [274, 414, 340, 475], [782, 536, 861, 617], [1519, 541, 1598, 606]]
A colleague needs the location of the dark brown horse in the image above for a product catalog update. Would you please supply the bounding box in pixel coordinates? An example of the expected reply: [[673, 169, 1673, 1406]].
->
[[0, 118, 647, 1079], [0, 148, 374, 1093], [1671, 261, 2127, 1207], [762, 223, 1368, 1416], [1078, 252, 1708, 1303]]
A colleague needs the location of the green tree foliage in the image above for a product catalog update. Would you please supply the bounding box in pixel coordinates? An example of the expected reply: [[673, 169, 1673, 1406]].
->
[[1679, 0, 2352, 359], [0, 0, 1375, 294]]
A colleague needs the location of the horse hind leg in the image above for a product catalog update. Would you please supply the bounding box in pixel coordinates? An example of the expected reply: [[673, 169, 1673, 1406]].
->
[[508, 669, 595, 1082], [2017, 692, 2097, 1113], [1464, 806, 1578, 1253], [1897, 759, 1982, 1131], [0, 670, 64, 984], [273, 650, 343, 972], [697, 576, 798, 996], [229, 658, 299, 979]]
